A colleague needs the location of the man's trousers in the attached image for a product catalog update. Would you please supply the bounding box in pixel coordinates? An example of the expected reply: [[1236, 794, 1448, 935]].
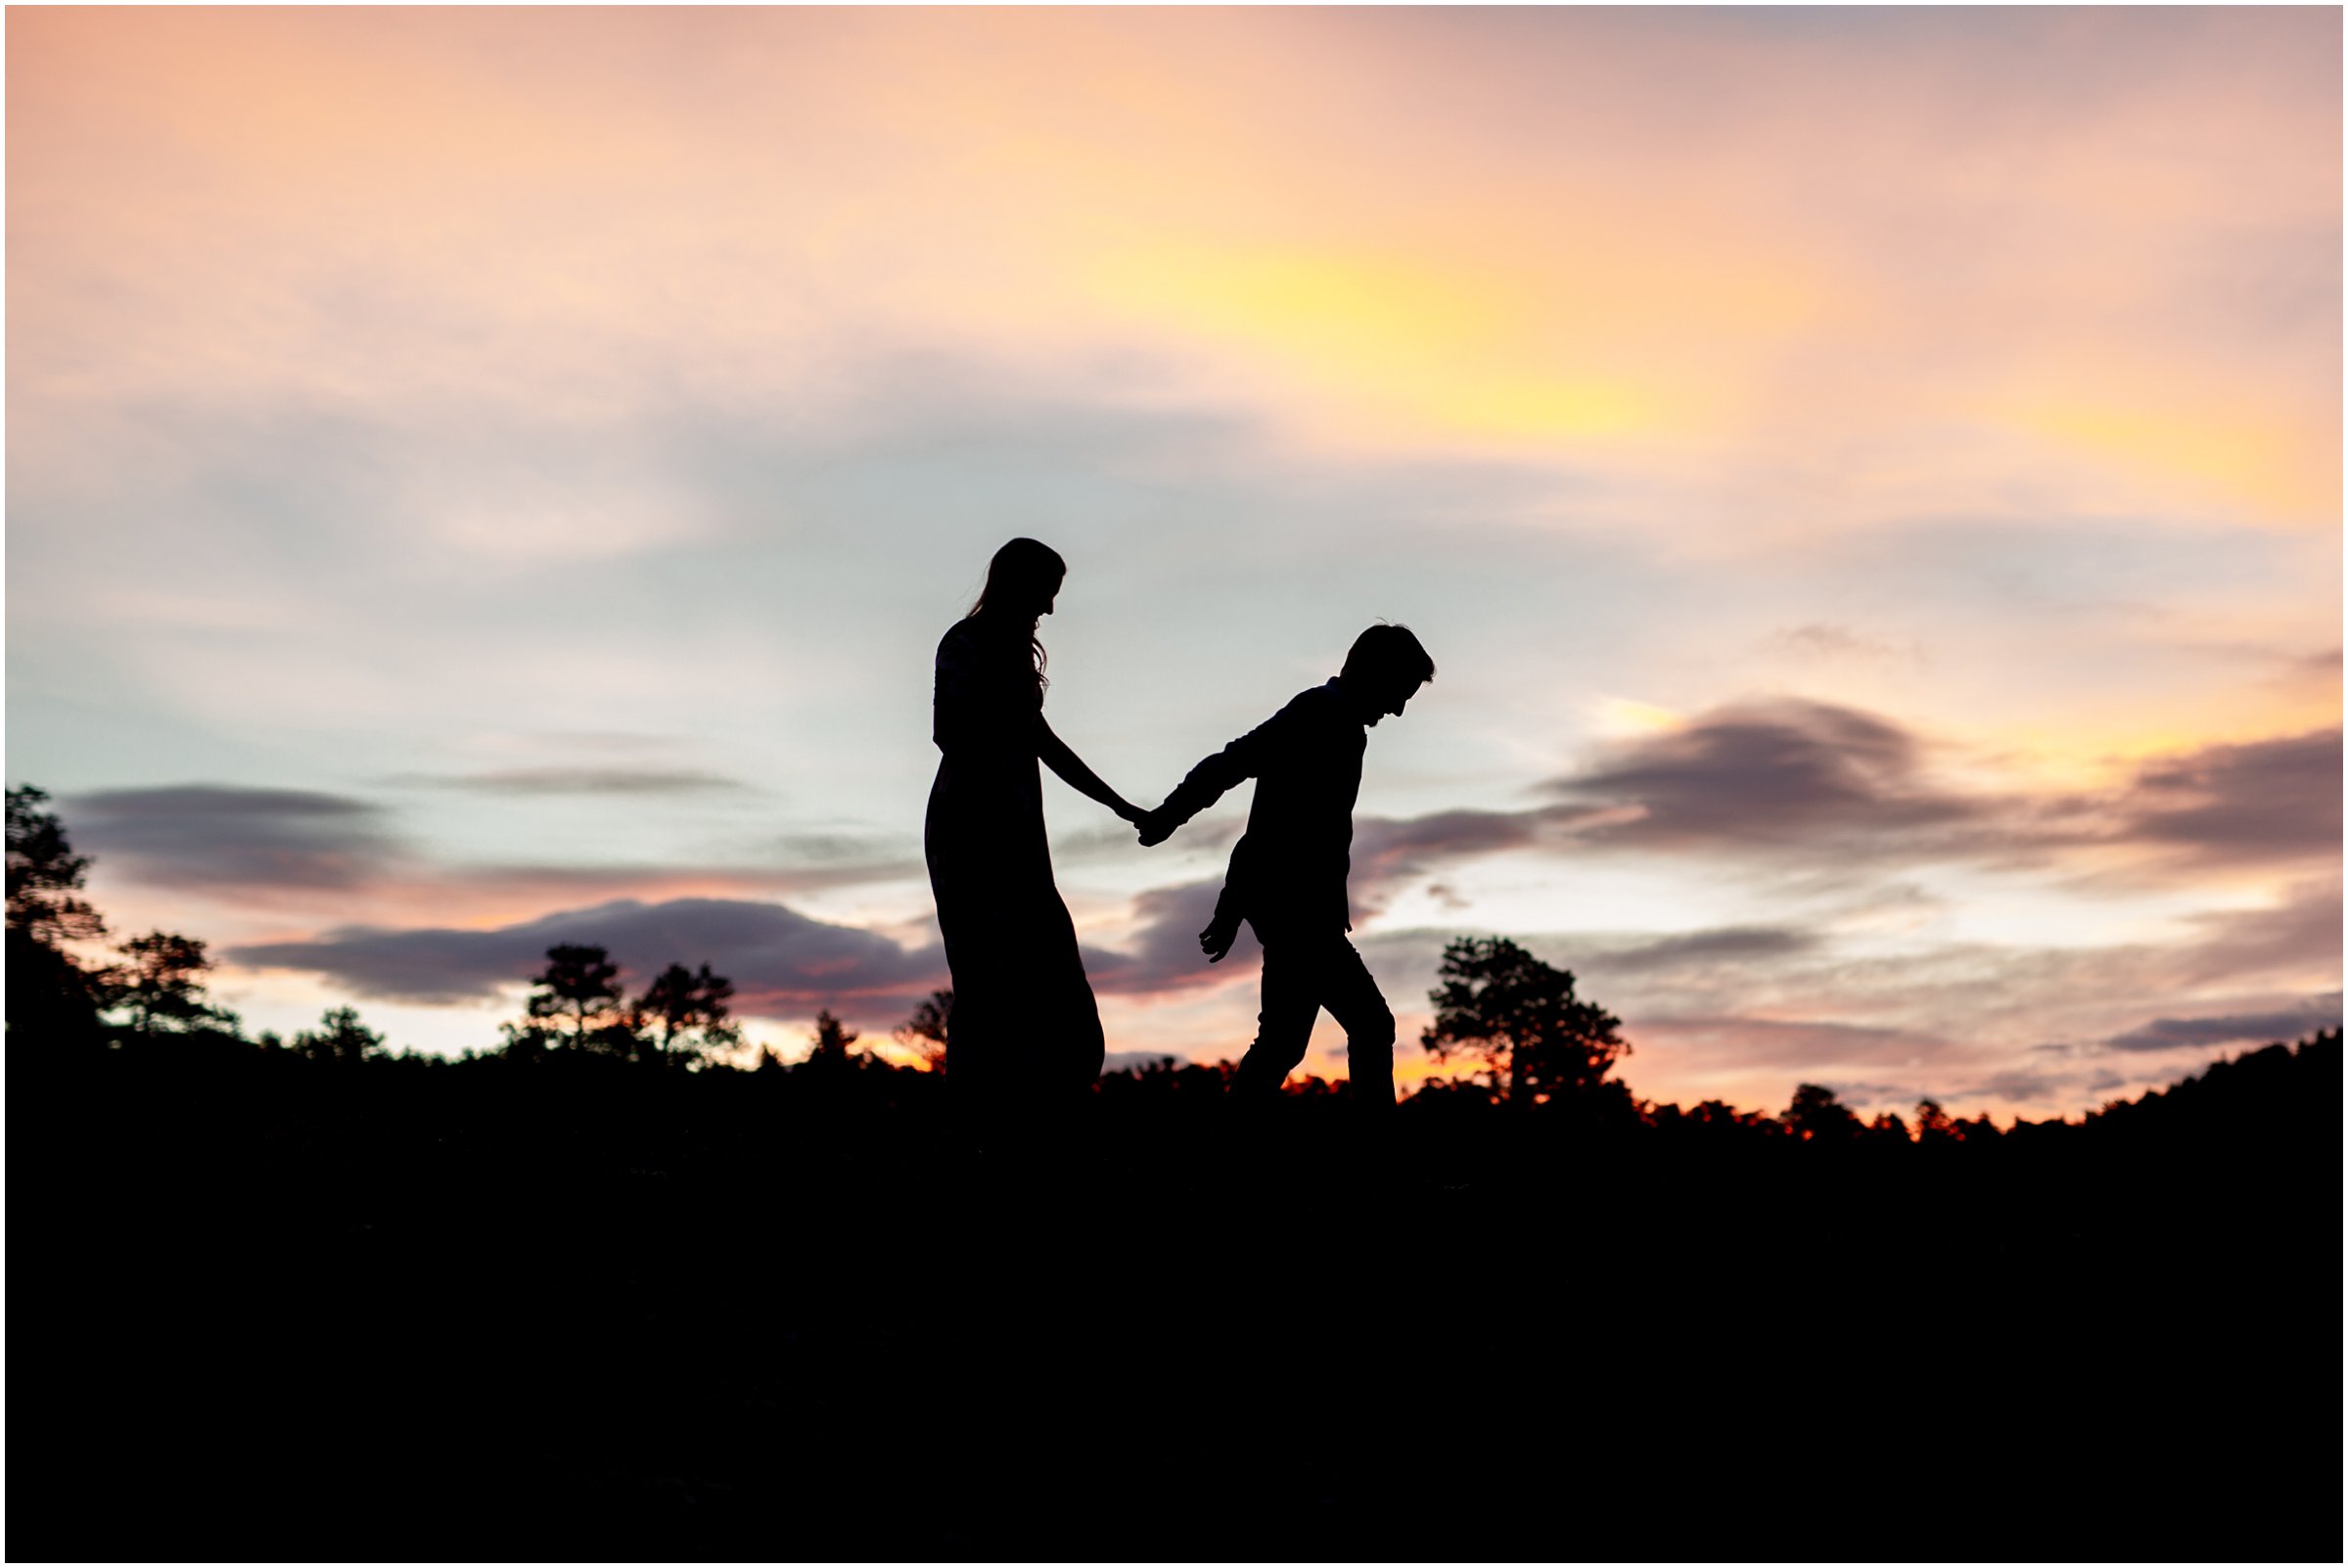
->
[[1230, 925, 1395, 1111]]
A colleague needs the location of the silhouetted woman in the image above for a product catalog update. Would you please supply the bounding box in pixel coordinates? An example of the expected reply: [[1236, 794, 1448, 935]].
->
[[927, 538, 1141, 1128]]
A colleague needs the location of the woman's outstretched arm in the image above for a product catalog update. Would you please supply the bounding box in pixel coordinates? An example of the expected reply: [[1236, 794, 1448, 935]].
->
[[1036, 715, 1143, 822]]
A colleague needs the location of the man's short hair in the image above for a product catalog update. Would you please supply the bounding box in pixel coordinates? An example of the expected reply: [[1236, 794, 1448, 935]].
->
[[1342, 623, 1436, 688]]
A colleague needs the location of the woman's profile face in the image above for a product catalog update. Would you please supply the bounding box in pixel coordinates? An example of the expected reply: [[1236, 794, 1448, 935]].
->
[[1013, 570, 1061, 619]]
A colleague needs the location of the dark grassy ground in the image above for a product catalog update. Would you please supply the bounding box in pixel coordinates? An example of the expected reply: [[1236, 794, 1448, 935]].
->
[[18, 1039, 2342, 1562]]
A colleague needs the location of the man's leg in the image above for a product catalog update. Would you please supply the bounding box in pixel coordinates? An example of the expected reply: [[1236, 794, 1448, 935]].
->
[[1315, 938, 1396, 1118], [1232, 931, 1394, 1109], [1230, 930, 1321, 1099]]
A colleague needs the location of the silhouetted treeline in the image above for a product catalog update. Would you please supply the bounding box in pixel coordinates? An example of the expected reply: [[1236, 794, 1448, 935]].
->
[[10, 779, 2340, 1145]]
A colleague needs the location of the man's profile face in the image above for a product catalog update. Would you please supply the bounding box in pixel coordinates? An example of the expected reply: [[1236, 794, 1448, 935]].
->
[[1363, 673, 1422, 726]]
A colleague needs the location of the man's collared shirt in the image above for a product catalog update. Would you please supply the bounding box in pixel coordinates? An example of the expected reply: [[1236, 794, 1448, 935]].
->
[[1160, 677, 1365, 934]]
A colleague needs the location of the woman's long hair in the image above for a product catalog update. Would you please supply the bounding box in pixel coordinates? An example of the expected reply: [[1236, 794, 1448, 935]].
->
[[966, 536, 1065, 696]]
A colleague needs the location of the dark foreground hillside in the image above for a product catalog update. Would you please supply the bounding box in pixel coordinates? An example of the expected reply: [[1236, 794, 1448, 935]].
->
[[15, 1038, 2342, 1563]]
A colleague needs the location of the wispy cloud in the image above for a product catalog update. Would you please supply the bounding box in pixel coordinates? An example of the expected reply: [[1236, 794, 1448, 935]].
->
[[1365, 707, 2342, 888], [396, 767, 756, 797], [1545, 697, 1982, 854], [2170, 878, 2343, 990], [69, 785, 404, 891], [230, 897, 946, 1012], [1592, 925, 1823, 976], [1766, 623, 1922, 669], [2107, 727, 2341, 870], [60, 780, 926, 917], [2101, 993, 2341, 1054]]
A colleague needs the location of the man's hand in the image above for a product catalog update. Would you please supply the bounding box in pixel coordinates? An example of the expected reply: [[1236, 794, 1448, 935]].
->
[[1136, 807, 1176, 848], [1199, 911, 1240, 963]]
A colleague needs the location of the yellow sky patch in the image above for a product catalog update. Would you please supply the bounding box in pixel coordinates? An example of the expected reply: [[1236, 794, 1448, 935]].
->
[[2009, 398, 2338, 526], [1590, 696, 1689, 737], [1087, 243, 1818, 451]]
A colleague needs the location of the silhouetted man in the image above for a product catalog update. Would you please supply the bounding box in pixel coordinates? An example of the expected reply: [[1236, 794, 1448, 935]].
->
[[1137, 624, 1436, 1119]]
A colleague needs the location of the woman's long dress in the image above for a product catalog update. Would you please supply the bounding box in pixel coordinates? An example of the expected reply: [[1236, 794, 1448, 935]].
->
[[924, 620, 1106, 1100]]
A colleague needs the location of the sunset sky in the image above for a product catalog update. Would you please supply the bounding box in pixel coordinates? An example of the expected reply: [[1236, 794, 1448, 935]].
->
[[9, 6, 2339, 1119]]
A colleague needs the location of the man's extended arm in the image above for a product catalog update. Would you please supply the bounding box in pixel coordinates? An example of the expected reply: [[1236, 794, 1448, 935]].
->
[[1136, 707, 1288, 846]]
